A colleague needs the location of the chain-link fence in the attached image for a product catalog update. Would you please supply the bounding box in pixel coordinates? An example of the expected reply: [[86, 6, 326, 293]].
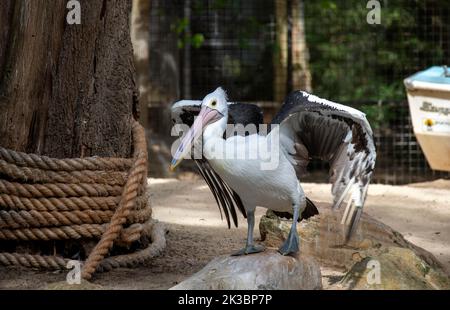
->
[[145, 0, 450, 184]]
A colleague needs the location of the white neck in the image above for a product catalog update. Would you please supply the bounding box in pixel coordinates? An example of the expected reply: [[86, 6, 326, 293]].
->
[[203, 114, 228, 141], [202, 114, 228, 159]]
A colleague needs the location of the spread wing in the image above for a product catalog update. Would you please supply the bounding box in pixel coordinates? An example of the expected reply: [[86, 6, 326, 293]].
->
[[171, 100, 264, 228], [272, 91, 376, 240]]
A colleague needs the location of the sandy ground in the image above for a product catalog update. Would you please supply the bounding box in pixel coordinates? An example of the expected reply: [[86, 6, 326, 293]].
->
[[0, 177, 449, 289]]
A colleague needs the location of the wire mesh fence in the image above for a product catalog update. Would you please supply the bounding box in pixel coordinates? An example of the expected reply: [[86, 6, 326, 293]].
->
[[369, 100, 449, 185], [303, 99, 450, 184], [145, 0, 450, 184]]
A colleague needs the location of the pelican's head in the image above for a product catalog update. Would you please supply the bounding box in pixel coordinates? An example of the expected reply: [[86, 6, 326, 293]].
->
[[170, 87, 228, 171], [201, 87, 229, 116]]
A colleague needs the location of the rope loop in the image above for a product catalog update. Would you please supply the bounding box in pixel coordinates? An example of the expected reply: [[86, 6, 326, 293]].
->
[[0, 121, 166, 279]]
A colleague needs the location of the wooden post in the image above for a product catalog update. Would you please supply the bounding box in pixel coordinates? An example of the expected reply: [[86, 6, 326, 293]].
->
[[131, 0, 151, 130], [291, 0, 312, 92], [273, 0, 288, 103], [183, 0, 192, 99]]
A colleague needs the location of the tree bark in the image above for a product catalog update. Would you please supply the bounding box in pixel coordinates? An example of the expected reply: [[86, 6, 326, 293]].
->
[[0, 0, 139, 158], [291, 0, 311, 92], [131, 0, 150, 130], [273, 0, 288, 103], [182, 0, 191, 99]]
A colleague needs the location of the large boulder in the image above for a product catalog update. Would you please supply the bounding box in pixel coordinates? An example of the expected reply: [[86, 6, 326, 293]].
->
[[170, 250, 322, 290], [260, 204, 450, 290], [340, 247, 450, 290]]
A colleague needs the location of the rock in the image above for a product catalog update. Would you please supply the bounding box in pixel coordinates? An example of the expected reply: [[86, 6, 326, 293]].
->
[[259, 203, 450, 289], [170, 250, 322, 290], [340, 247, 450, 289]]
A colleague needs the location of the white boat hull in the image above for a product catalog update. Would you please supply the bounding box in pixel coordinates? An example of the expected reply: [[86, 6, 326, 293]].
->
[[405, 88, 450, 171]]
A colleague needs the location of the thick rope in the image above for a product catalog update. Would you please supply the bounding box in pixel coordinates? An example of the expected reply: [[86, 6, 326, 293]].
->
[[0, 224, 105, 240], [0, 194, 120, 211], [0, 219, 166, 271], [0, 120, 165, 278], [97, 221, 167, 271], [81, 121, 148, 280], [0, 159, 127, 185], [0, 252, 68, 269], [0, 179, 123, 198], [0, 191, 149, 212], [0, 219, 152, 242], [0, 207, 152, 229], [0, 147, 133, 171], [0, 209, 115, 228]]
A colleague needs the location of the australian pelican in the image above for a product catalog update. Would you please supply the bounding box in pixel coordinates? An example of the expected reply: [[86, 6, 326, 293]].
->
[[170, 88, 376, 255]]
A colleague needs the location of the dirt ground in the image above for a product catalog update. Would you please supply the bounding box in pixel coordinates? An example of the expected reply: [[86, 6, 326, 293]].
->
[[0, 177, 449, 289]]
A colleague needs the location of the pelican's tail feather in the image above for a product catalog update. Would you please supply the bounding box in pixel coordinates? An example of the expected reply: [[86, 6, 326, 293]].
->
[[272, 197, 319, 222]]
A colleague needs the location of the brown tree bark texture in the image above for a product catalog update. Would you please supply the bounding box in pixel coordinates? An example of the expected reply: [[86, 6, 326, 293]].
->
[[0, 0, 139, 159], [131, 0, 150, 130]]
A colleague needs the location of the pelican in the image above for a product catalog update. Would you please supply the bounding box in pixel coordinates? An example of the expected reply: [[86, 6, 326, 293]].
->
[[170, 87, 376, 255]]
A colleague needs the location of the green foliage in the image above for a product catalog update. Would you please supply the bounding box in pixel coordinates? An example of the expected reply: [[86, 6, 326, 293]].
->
[[190, 34, 205, 49], [359, 104, 396, 130], [211, 0, 231, 10], [237, 16, 264, 49], [171, 17, 189, 35], [304, 0, 448, 102], [188, 0, 274, 100], [171, 18, 205, 49]]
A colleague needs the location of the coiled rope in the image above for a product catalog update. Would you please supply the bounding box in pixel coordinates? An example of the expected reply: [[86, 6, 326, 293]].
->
[[0, 120, 166, 280]]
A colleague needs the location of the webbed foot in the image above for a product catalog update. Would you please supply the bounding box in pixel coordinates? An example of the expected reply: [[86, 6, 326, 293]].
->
[[278, 230, 299, 255], [231, 244, 266, 256]]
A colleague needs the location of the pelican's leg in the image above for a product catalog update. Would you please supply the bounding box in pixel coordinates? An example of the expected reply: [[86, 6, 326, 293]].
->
[[232, 209, 265, 256], [278, 202, 301, 255]]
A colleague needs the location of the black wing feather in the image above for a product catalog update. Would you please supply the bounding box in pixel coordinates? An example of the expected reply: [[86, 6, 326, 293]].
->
[[200, 159, 239, 227], [194, 160, 224, 221], [272, 91, 376, 241]]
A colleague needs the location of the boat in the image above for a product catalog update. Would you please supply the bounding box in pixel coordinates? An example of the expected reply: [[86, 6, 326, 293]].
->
[[404, 66, 450, 172]]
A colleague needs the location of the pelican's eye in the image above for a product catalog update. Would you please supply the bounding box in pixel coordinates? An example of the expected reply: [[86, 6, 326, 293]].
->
[[210, 100, 217, 108]]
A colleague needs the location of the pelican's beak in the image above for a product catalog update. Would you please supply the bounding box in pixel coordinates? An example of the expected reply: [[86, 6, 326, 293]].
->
[[170, 106, 223, 171]]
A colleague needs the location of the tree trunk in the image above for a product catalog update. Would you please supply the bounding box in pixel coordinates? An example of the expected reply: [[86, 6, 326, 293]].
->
[[273, 0, 288, 103], [0, 0, 139, 158], [182, 0, 192, 99], [291, 0, 311, 92], [131, 0, 150, 130]]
